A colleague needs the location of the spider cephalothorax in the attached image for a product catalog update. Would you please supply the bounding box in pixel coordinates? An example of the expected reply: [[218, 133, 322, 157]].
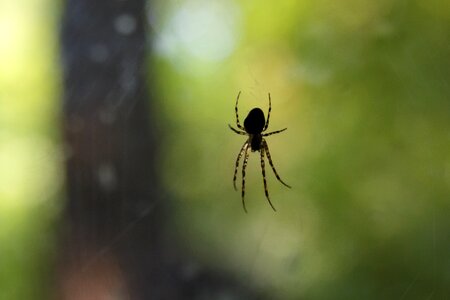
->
[[228, 91, 291, 212]]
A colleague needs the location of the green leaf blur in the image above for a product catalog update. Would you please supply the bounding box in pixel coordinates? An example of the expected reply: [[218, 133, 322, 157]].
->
[[154, 1, 449, 299], [0, 0, 61, 299]]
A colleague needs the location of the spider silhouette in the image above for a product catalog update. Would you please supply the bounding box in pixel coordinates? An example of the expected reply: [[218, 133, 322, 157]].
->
[[228, 91, 291, 212]]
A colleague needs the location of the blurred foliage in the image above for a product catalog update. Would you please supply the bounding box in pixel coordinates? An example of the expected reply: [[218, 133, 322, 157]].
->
[[153, 0, 449, 299], [0, 0, 61, 299], [1, 0, 449, 299]]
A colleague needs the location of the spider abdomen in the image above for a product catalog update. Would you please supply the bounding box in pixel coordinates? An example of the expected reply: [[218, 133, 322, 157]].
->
[[244, 108, 265, 134]]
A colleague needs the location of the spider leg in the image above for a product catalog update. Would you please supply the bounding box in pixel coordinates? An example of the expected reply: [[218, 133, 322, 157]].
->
[[263, 139, 291, 188], [228, 124, 246, 135], [234, 91, 245, 130], [233, 141, 248, 191], [241, 145, 250, 213], [262, 128, 287, 137], [260, 147, 277, 211], [263, 93, 272, 131]]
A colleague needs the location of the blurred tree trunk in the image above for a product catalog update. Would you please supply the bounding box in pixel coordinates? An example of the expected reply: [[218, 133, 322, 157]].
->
[[59, 0, 168, 298], [58, 0, 263, 299]]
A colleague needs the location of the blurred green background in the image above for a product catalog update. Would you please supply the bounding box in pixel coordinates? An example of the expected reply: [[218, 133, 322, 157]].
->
[[1, 0, 449, 299]]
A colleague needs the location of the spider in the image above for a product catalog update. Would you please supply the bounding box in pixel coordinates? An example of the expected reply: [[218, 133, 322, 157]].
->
[[228, 91, 291, 212]]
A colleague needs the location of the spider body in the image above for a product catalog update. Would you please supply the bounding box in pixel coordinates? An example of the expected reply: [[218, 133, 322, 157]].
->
[[244, 108, 265, 151], [248, 133, 263, 152], [244, 108, 265, 134], [229, 91, 290, 212]]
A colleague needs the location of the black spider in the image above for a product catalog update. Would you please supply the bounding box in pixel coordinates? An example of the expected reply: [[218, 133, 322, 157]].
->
[[228, 91, 291, 212]]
